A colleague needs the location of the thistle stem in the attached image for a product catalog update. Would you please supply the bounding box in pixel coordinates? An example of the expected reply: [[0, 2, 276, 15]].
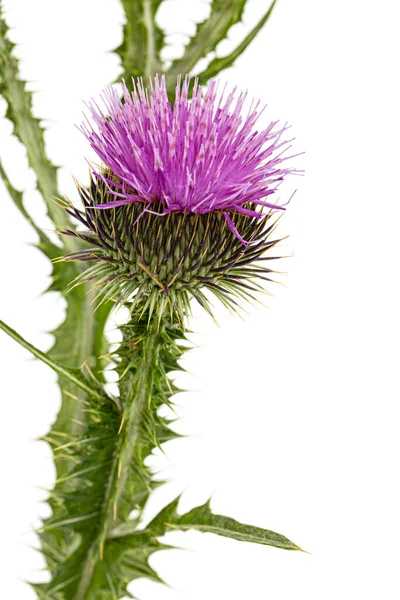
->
[[73, 319, 160, 600]]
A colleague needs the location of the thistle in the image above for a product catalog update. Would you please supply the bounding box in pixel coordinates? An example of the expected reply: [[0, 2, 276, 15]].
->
[[5, 75, 302, 599], [0, 2, 305, 598]]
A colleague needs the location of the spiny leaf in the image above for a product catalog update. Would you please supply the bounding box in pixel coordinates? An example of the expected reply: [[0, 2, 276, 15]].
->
[[0, 156, 56, 251], [37, 288, 111, 581], [165, 0, 248, 94], [0, 8, 116, 579], [0, 0, 113, 509], [116, 0, 164, 86], [198, 0, 278, 84], [0, 319, 107, 400], [0, 5, 74, 241], [149, 496, 303, 552]]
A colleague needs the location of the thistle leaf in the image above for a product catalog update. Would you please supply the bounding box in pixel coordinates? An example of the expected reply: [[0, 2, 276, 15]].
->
[[0, 157, 56, 252], [149, 496, 303, 552], [0, 319, 107, 400], [116, 0, 165, 85], [0, 6, 115, 578], [0, 0, 112, 468], [198, 0, 278, 84], [0, 6, 73, 238], [165, 0, 248, 93]]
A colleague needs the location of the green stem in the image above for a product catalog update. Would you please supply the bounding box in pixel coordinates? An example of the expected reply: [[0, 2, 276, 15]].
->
[[117, 0, 163, 87], [143, 0, 158, 79], [73, 323, 159, 600]]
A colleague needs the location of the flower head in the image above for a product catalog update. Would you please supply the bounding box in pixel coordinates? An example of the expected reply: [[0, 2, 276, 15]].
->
[[62, 76, 296, 320], [81, 75, 295, 244]]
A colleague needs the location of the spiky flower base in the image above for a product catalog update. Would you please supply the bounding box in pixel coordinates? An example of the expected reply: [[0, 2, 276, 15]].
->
[[62, 175, 282, 321]]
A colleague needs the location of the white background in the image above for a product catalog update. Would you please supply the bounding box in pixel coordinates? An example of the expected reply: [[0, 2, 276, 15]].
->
[[1, 0, 400, 598]]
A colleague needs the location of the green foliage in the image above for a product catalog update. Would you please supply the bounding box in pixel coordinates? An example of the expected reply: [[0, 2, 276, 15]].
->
[[0, 5, 70, 234], [164, 0, 248, 91], [0, 157, 55, 251], [33, 309, 187, 599], [1, 309, 302, 599], [0, 5, 113, 564], [149, 496, 303, 551], [198, 0, 278, 84], [0, 2, 110, 397], [117, 0, 279, 97], [0, 319, 107, 400], [0, 0, 112, 432], [116, 0, 165, 86]]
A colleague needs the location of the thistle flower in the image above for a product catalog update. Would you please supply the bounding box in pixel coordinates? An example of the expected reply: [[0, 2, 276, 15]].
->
[[81, 76, 295, 239], [62, 76, 296, 320]]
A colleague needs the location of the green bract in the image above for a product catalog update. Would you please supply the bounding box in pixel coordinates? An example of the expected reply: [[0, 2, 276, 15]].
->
[[61, 177, 281, 322]]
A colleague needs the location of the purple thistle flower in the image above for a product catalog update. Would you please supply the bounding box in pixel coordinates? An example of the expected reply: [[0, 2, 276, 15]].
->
[[81, 75, 296, 244]]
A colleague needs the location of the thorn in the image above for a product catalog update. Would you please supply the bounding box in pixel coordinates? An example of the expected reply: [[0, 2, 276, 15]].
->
[[118, 361, 133, 382], [138, 261, 163, 289], [99, 541, 104, 561], [40, 436, 57, 445], [53, 453, 80, 463], [61, 388, 90, 406], [118, 414, 125, 435], [48, 430, 69, 438]]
